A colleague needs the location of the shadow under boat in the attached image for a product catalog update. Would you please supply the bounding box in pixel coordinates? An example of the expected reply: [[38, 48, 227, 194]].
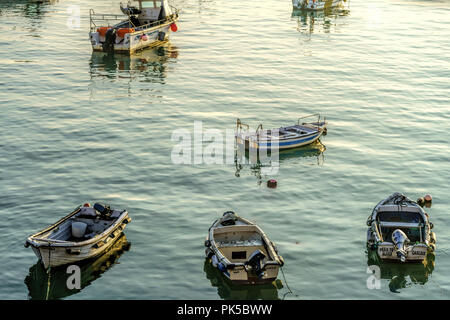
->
[[234, 140, 326, 182], [203, 259, 283, 300], [367, 250, 435, 293], [291, 6, 350, 34], [0, 0, 58, 22], [24, 233, 131, 300], [89, 43, 178, 82]]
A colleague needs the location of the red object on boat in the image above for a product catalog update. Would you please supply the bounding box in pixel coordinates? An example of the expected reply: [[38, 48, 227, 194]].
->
[[170, 23, 178, 32], [117, 28, 135, 38], [83, 203, 90, 207], [97, 27, 111, 37]]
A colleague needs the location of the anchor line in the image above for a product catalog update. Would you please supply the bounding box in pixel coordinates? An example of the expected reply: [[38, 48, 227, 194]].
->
[[280, 266, 299, 299]]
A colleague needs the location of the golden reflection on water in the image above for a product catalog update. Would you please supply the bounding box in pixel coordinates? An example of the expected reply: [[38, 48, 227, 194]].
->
[[24, 234, 131, 300], [234, 140, 326, 185], [367, 250, 435, 293], [89, 43, 179, 82]]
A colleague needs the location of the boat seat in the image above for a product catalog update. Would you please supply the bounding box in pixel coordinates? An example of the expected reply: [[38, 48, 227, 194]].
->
[[217, 239, 263, 248]]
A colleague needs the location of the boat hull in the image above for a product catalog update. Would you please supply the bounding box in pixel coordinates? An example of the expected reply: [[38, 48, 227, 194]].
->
[[90, 17, 178, 54], [27, 210, 131, 269], [237, 131, 323, 151], [292, 0, 344, 10], [374, 243, 429, 262], [205, 255, 280, 285]]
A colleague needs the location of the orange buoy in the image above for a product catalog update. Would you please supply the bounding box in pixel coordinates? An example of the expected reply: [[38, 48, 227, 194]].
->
[[97, 27, 111, 37], [117, 28, 135, 38], [170, 23, 178, 32], [83, 203, 90, 207]]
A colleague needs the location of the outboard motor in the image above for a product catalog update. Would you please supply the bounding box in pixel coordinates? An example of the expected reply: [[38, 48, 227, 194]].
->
[[220, 211, 237, 226], [392, 229, 409, 262], [246, 249, 266, 278], [94, 203, 111, 217], [102, 28, 117, 53]]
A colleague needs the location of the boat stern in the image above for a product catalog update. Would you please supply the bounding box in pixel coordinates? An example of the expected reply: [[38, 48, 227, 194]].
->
[[376, 242, 429, 262]]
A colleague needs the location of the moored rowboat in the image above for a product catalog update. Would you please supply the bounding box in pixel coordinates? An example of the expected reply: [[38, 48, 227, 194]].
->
[[25, 203, 131, 269], [236, 114, 327, 151], [205, 211, 284, 284]]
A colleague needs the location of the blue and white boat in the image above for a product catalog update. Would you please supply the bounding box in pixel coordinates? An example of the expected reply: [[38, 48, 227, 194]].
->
[[236, 114, 327, 151]]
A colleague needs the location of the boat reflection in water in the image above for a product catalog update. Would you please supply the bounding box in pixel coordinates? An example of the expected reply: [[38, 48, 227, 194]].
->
[[234, 140, 326, 184], [367, 250, 435, 293], [292, 7, 350, 35], [203, 259, 284, 300], [89, 42, 179, 82], [0, 0, 58, 31], [24, 234, 131, 300]]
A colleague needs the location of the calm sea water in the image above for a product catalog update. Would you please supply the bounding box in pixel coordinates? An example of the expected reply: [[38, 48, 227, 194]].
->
[[0, 0, 449, 300]]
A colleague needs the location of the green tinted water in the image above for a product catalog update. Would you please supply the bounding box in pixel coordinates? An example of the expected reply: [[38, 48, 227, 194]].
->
[[0, 0, 449, 299]]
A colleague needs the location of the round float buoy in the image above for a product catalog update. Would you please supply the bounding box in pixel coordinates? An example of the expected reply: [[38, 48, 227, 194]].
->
[[83, 203, 90, 207], [424, 194, 432, 202], [267, 179, 277, 188], [417, 197, 425, 206], [170, 23, 178, 32]]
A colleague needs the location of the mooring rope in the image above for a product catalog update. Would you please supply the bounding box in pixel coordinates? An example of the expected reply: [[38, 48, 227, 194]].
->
[[280, 266, 300, 299]]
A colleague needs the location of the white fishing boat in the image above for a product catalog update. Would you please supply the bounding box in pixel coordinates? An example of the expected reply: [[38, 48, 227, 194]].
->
[[204, 211, 284, 284], [236, 114, 327, 151], [366, 193, 436, 263], [292, 0, 346, 10], [25, 203, 131, 269], [89, 0, 179, 54], [25, 234, 131, 300]]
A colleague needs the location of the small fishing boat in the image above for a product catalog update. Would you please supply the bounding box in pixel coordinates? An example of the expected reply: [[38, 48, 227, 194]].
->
[[292, 0, 346, 10], [25, 203, 131, 269], [204, 211, 284, 284], [366, 193, 436, 263], [89, 0, 179, 54], [236, 114, 327, 151]]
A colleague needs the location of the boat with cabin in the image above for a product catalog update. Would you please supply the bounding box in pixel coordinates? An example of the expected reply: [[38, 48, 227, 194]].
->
[[205, 211, 284, 284], [236, 114, 327, 151], [366, 193, 436, 263], [25, 203, 131, 269], [89, 0, 179, 54], [292, 0, 346, 11]]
